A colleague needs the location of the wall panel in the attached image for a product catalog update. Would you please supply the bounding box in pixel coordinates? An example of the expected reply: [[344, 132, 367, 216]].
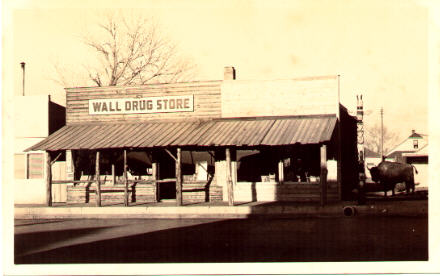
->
[[66, 81, 222, 124]]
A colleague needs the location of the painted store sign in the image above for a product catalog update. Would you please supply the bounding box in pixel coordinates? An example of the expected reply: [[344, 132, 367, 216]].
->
[[89, 95, 194, 115]]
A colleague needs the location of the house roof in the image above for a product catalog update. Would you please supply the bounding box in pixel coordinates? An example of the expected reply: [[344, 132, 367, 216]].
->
[[27, 115, 337, 151], [409, 132, 423, 139]]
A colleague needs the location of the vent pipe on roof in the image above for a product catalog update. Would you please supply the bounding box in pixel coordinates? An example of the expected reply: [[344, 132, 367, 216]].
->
[[20, 62, 26, 96], [224, 66, 236, 80]]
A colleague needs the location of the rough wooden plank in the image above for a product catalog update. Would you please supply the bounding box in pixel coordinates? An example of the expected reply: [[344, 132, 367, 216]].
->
[[124, 149, 128, 206], [320, 145, 327, 206], [176, 148, 182, 206], [226, 148, 234, 206], [95, 151, 101, 207], [278, 160, 284, 184], [46, 151, 52, 206], [152, 157, 159, 201], [67, 89, 221, 98], [66, 81, 222, 93], [66, 110, 222, 124], [66, 113, 223, 125]]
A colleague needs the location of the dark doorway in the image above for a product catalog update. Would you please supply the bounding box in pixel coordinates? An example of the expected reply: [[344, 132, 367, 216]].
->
[[156, 149, 177, 201], [159, 181, 176, 200]]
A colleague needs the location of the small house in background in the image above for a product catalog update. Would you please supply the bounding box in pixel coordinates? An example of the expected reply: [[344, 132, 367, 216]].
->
[[386, 130, 428, 163], [386, 130, 429, 189], [402, 144, 429, 190], [14, 95, 66, 204]]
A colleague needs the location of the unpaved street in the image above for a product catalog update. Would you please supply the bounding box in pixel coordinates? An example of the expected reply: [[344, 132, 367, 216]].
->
[[15, 216, 427, 263]]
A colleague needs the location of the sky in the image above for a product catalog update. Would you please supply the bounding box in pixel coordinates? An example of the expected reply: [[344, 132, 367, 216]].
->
[[4, 0, 435, 144]]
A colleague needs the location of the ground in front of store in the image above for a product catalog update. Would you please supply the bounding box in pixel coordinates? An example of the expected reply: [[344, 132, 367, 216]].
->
[[13, 194, 428, 264]]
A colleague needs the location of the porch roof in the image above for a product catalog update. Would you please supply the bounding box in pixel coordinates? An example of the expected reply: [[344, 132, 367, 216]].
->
[[27, 115, 337, 151]]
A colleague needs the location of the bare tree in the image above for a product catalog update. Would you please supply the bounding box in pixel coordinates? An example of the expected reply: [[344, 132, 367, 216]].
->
[[364, 124, 400, 156], [83, 13, 195, 86], [52, 12, 195, 88]]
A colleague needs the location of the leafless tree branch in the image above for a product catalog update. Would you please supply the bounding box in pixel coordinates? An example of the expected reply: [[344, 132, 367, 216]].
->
[[364, 124, 400, 156], [80, 13, 195, 87]]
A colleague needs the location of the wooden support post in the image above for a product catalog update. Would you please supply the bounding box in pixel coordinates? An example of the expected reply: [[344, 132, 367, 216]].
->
[[226, 148, 234, 206], [176, 148, 183, 206], [95, 151, 101, 207], [278, 160, 284, 184], [66, 150, 75, 185], [124, 149, 129, 206], [46, 151, 52, 206], [320, 145, 328, 206], [152, 155, 159, 202], [337, 117, 342, 200], [111, 164, 115, 186]]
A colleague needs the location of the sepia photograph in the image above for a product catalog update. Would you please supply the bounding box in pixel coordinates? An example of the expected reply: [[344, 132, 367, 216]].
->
[[2, 0, 439, 275]]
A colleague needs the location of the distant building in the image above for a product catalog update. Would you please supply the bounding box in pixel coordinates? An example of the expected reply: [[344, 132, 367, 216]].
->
[[402, 144, 429, 190], [386, 130, 428, 189], [14, 95, 66, 204]]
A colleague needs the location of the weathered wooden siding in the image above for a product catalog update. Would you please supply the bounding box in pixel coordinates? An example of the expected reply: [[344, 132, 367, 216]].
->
[[67, 184, 157, 204], [221, 76, 339, 118], [234, 181, 339, 202], [182, 181, 223, 203], [66, 81, 222, 124]]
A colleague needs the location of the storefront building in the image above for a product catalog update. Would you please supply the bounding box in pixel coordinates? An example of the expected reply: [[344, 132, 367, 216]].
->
[[27, 67, 358, 206]]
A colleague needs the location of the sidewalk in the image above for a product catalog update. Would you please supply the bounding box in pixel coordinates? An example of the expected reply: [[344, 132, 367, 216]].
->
[[14, 197, 428, 219]]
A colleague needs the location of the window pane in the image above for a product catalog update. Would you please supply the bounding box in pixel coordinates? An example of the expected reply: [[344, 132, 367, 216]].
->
[[28, 153, 44, 179], [413, 139, 418, 149], [14, 154, 26, 179]]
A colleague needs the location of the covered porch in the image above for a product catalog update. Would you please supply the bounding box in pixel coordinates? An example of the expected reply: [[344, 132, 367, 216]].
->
[[27, 115, 340, 207]]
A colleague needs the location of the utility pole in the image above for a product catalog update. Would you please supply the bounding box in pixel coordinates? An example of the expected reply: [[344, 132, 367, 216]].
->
[[380, 107, 384, 160], [20, 62, 26, 96]]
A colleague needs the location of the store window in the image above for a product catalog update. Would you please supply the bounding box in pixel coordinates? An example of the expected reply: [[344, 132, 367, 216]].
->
[[27, 153, 44, 179], [14, 154, 26, 179]]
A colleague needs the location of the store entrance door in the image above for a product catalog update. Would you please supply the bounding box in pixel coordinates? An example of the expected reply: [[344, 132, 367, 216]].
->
[[157, 150, 177, 201], [159, 181, 176, 201]]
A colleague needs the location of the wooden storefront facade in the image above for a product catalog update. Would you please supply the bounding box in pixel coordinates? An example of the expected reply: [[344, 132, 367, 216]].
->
[[28, 67, 358, 207]]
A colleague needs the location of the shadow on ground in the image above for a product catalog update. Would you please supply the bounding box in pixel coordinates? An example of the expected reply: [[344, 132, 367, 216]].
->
[[15, 216, 428, 264]]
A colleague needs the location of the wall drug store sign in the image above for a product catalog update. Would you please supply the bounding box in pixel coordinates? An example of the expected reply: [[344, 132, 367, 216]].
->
[[89, 95, 194, 115]]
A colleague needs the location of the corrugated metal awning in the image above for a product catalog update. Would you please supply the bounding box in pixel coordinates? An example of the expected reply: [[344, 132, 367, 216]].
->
[[27, 115, 337, 151]]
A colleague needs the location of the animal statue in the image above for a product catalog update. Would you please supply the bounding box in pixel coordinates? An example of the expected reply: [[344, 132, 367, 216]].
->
[[368, 161, 418, 197]]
